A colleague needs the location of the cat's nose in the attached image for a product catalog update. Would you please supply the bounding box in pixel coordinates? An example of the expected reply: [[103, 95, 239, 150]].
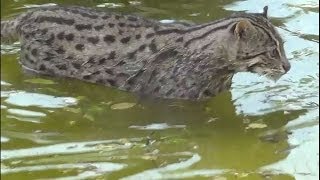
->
[[282, 62, 291, 73]]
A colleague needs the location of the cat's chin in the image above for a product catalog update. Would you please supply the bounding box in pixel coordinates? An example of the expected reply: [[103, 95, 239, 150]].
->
[[264, 74, 283, 82], [265, 69, 288, 82], [248, 66, 285, 82]]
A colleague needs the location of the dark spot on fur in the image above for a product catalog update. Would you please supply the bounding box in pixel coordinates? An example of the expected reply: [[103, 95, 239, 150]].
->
[[46, 52, 55, 57], [24, 54, 33, 63], [118, 22, 125, 27], [98, 58, 106, 65], [127, 69, 144, 85], [41, 28, 48, 35], [146, 33, 155, 39], [120, 36, 130, 44], [31, 49, 38, 56], [87, 57, 95, 64], [116, 60, 126, 66], [128, 24, 140, 28], [83, 74, 91, 80], [176, 37, 183, 42], [193, 58, 202, 64], [203, 89, 211, 96], [75, 24, 92, 31], [108, 51, 116, 59], [127, 51, 136, 59], [108, 23, 115, 28], [29, 31, 36, 37], [39, 64, 46, 71], [117, 72, 129, 78], [104, 35, 115, 43], [201, 42, 213, 50], [148, 70, 158, 83], [65, 33, 74, 41], [153, 86, 160, 93], [56, 64, 67, 70], [165, 89, 174, 96], [156, 28, 183, 35], [94, 25, 104, 31], [105, 69, 114, 75], [72, 62, 81, 69], [75, 44, 84, 51], [107, 79, 116, 86], [83, 13, 97, 19], [56, 46, 65, 54], [96, 79, 104, 84], [66, 56, 74, 60], [92, 71, 100, 75], [135, 34, 141, 39], [127, 16, 138, 21], [139, 44, 146, 51], [46, 68, 55, 75], [102, 15, 110, 19], [45, 33, 55, 45], [153, 25, 160, 31], [37, 16, 75, 25], [115, 15, 121, 20], [158, 76, 165, 84], [57, 32, 64, 40], [69, 9, 98, 19], [87, 36, 99, 44], [155, 49, 178, 62], [149, 40, 157, 53], [43, 57, 52, 61]]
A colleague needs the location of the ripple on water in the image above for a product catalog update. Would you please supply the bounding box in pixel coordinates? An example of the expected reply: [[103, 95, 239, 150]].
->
[[1, 162, 127, 179], [260, 109, 319, 179], [1, 81, 12, 86], [129, 123, 186, 130], [1, 137, 10, 143], [1, 138, 142, 160], [96, 3, 125, 8], [0, 42, 21, 54], [3, 91, 77, 108], [7, 109, 46, 117]]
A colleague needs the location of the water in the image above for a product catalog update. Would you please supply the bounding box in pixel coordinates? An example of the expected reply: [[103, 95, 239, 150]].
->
[[1, 0, 318, 179]]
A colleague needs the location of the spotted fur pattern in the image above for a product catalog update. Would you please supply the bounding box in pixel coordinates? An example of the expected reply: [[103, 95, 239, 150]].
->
[[1, 6, 290, 100]]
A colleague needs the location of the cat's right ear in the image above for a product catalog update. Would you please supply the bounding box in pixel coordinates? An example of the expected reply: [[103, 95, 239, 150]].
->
[[233, 20, 254, 39]]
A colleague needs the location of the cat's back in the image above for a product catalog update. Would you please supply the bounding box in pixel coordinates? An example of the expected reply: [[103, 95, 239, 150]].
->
[[4, 5, 189, 92]]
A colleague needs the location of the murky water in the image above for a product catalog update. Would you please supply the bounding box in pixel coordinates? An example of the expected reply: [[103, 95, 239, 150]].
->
[[1, 0, 319, 179]]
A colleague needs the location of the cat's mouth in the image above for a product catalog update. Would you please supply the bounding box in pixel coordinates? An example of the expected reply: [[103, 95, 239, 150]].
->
[[247, 64, 286, 81]]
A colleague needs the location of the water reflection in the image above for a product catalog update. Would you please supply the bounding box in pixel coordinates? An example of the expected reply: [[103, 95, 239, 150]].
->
[[4, 92, 77, 108]]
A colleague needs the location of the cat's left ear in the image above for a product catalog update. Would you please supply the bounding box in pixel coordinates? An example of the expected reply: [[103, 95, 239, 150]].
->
[[262, 6, 268, 18]]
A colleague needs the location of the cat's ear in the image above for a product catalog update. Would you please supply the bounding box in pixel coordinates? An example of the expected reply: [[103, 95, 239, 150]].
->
[[262, 6, 268, 18], [233, 20, 254, 39]]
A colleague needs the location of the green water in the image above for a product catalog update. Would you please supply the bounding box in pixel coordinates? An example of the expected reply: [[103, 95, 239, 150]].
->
[[1, 0, 319, 179]]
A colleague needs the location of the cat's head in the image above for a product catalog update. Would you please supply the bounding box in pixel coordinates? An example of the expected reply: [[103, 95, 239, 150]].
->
[[231, 6, 290, 80]]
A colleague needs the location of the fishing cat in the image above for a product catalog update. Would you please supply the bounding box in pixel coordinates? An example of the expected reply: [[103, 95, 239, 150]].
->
[[1, 5, 290, 100]]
